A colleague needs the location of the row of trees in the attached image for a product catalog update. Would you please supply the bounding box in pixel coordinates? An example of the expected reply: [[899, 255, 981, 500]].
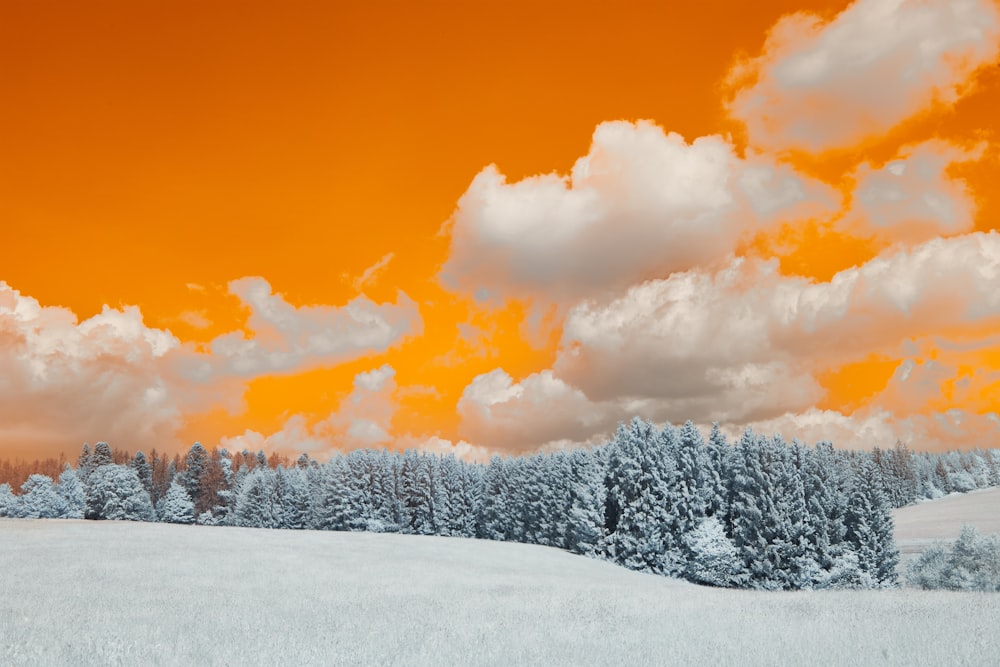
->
[[3, 422, 999, 590]]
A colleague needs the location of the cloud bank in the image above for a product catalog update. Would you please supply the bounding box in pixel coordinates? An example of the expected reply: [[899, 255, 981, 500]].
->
[[727, 0, 1000, 153]]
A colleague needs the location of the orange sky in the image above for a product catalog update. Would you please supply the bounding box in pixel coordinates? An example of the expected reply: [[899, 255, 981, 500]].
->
[[2, 0, 1000, 460]]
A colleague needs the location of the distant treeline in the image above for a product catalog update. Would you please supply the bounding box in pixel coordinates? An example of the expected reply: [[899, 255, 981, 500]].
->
[[2, 420, 998, 591]]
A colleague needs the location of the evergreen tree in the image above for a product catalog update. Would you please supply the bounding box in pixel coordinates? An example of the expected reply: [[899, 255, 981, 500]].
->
[[18, 474, 67, 519], [704, 423, 731, 519], [728, 429, 771, 588], [77, 443, 94, 480], [160, 481, 196, 524], [276, 467, 311, 530], [766, 439, 814, 589], [233, 466, 275, 528], [0, 483, 15, 517], [674, 421, 710, 544], [85, 464, 155, 521], [844, 459, 899, 588], [801, 442, 852, 587], [57, 466, 86, 519], [132, 451, 154, 500], [179, 443, 211, 514], [313, 456, 358, 531], [92, 442, 114, 469], [684, 517, 739, 587], [603, 418, 682, 574], [437, 454, 468, 537], [565, 447, 606, 556], [369, 450, 401, 532], [478, 456, 512, 541], [413, 454, 440, 535], [457, 463, 483, 538]]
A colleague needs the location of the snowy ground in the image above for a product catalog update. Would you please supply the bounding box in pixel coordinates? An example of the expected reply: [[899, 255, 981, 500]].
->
[[893, 487, 1000, 567], [2, 519, 999, 666]]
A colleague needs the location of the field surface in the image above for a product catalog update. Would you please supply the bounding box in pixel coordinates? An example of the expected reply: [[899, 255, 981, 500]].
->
[[893, 488, 1000, 564], [3, 513, 1000, 666]]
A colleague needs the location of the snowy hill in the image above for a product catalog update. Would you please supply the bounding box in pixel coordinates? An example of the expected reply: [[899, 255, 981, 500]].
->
[[2, 519, 999, 666], [893, 487, 1000, 567]]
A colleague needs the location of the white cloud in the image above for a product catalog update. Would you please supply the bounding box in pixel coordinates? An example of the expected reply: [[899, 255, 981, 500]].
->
[[352, 252, 396, 291], [455, 232, 1000, 450], [0, 282, 182, 455], [442, 120, 837, 304], [0, 277, 425, 457], [557, 231, 1000, 413], [457, 369, 618, 451], [743, 407, 1000, 452], [728, 0, 1000, 152], [844, 140, 982, 242], [177, 310, 212, 329], [204, 278, 421, 378], [221, 365, 495, 461]]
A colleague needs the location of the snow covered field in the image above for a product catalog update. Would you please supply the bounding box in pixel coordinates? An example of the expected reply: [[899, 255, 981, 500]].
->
[[894, 487, 1000, 565], [2, 518, 999, 666]]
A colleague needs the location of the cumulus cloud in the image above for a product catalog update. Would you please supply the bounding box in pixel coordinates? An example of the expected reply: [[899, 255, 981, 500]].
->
[[0, 277, 426, 457], [455, 232, 1000, 450], [727, 0, 1000, 153], [0, 282, 181, 456], [201, 278, 421, 378], [843, 140, 982, 242], [223, 365, 492, 461], [457, 369, 619, 452], [221, 364, 399, 457], [557, 232, 1000, 409], [442, 120, 837, 304], [744, 407, 1000, 452]]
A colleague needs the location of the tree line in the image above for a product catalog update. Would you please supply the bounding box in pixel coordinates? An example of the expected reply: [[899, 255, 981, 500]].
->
[[2, 419, 999, 590]]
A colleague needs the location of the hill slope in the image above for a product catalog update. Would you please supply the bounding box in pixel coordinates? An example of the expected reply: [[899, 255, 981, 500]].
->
[[2, 519, 999, 666], [893, 487, 1000, 564]]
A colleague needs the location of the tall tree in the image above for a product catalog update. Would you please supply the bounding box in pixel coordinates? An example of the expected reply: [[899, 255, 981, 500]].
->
[[85, 464, 155, 521], [603, 419, 682, 574], [845, 459, 899, 588], [160, 482, 196, 524], [57, 466, 86, 519]]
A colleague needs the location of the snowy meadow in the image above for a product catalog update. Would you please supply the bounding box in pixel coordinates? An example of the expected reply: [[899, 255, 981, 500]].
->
[[2, 517, 999, 667]]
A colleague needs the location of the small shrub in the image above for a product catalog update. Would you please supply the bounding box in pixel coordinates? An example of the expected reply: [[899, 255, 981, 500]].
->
[[907, 525, 1000, 591]]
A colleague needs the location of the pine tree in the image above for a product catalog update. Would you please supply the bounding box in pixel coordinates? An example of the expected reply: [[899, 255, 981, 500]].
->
[[132, 451, 154, 500], [478, 456, 512, 541], [845, 458, 899, 588], [77, 443, 94, 481], [161, 481, 196, 524], [566, 447, 606, 556], [437, 454, 468, 537], [766, 439, 814, 589], [369, 450, 401, 532], [85, 464, 155, 521], [704, 423, 731, 520], [18, 474, 67, 519], [729, 429, 770, 588], [92, 442, 114, 469], [179, 443, 210, 514], [233, 466, 275, 528], [675, 421, 710, 544], [276, 467, 311, 530], [57, 466, 86, 519], [313, 456, 358, 531], [684, 517, 739, 587], [0, 483, 15, 518], [603, 418, 682, 574]]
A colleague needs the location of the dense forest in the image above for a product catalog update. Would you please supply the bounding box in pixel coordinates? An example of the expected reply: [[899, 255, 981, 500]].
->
[[3, 418, 999, 590]]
